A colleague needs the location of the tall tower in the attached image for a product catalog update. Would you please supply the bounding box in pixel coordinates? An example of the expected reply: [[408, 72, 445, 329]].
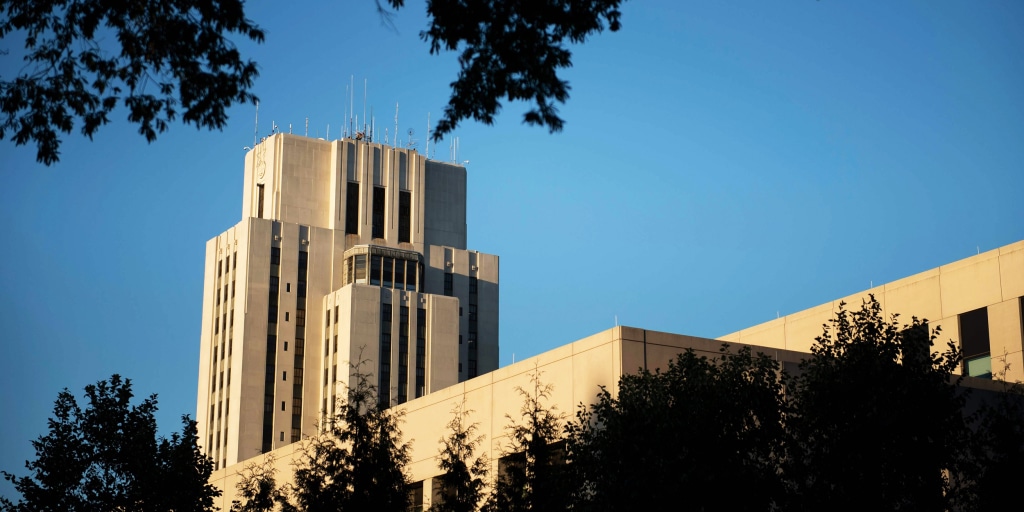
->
[[196, 134, 499, 469]]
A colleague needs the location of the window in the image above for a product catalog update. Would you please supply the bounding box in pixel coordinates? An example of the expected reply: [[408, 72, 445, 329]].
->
[[370, 255, 381, 286], [284, 341, 288, 351], [372, 186, 386, 238], [282, 371, 287, 381], [355, 254, 367, 282], [379, 303, 393, 407], [383, 257, 394, 288], [257, 184, 265, 218], [280, 431, 284, 442], [282, 401, 286, 411], [395, 259, 406, 289], [398, 306, 409, 404], [399, 190, 411, 243], [286, 283, 291, 293], [345, 182, 359, 234], [416, 308, 426, 398], [285, 312, 289, 322], [444, 273, 453, 297], [960, 307, 991, 378], [270, 247, 281, 265]]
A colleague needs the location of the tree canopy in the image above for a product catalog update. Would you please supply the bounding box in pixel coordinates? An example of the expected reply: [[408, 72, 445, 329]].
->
[[0, 374, 219, 512], [783, 299, 974, 510], [280, 365, 410, 512], [429, 403, 488, 512], [1, 0, 626, 164], [565, 345, 786, 512], [482, 369, 568, 512]]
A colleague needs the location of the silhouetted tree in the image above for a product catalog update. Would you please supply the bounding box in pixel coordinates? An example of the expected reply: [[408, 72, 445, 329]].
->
[[0, 0, 263, 164], [482, 369, 568, 512], [973, 379, 1024, 510], [0, 374, 219, 512], [418, 0, 625, 142], [565, 345, 786, 511], [2, 0, 625, 164], [280, 364, 409, 512], [784, 297, 974, 510], [430, 403, 488, 512], [231, 455, 285, 512]]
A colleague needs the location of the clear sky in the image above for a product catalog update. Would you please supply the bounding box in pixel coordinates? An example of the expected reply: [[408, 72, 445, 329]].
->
[[1, 0, 1022, 492]]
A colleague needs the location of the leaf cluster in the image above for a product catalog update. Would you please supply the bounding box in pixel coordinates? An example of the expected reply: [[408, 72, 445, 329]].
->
[[482, 368, 568, 512], [280, 365, 410, 512], [430, 403, 488, 512], [418, 0, 626, 141], [0, 374, 219, 512], [0, 0, 264, 164], [784, 298, 971, 510], [566, 346, 786, 512]]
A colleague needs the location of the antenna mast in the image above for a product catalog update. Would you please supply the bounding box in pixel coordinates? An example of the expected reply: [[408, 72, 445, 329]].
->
[[394, 102, 399, 148], [425, 112, 430, 156], [253, 100, 259, 146]]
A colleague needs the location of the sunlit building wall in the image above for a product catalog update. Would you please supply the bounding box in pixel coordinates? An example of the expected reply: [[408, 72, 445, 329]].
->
[[196, 134, 499, 469]]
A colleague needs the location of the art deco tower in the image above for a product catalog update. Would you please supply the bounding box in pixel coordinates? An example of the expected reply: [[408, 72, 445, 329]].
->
[[196, 133, 499, 469]]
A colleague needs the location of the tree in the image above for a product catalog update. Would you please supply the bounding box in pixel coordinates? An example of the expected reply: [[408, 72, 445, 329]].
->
[[417, 0, 626, 141], [972, 377, 1024, 510], [231, 455, 286, 512], [2, 0, 625, 164], [482, 368, 568, 512], [0, 0, 264, 164], [565, 346, 786, 511], [783, 296, 975, 510], [430, 403, 488, 512], [0, 374, 219, 512], [280, 364, 410, 512]]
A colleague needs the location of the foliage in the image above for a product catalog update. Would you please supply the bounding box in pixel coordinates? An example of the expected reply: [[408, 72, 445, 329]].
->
[[482, 368, 568, 512], [565, 345, 786, 511], [280, 364, 410, 512], [231, 455, 285, 512], [0, 0, 264, 164], [972, 380, 1024, 510], [416, 0, 626, 141], [783, 296, 974, 510], [430, 402, 488, 512], [0, 374, 219, 512], [2, 0, 626, 164]]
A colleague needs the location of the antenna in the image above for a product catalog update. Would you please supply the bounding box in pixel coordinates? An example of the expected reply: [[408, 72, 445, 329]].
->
[[305, 117, 308, 137], [326, 124, 330, 140], [343, 82, 348, 138], [362, 78, 367, 138], [394, 102, 399, 148], [253, 100, 259, 146], [425, 112, 430, 156], [349, 75, 355, 137]]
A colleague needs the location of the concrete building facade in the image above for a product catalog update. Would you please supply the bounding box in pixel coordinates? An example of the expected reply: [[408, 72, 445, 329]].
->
[[202, 238, 1023, 510], [196, 134, 499, 469], [196, 134, 1023, 508]]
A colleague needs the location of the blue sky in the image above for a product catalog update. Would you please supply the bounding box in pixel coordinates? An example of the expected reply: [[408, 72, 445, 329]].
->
[[1, 0, 1022, 490]]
